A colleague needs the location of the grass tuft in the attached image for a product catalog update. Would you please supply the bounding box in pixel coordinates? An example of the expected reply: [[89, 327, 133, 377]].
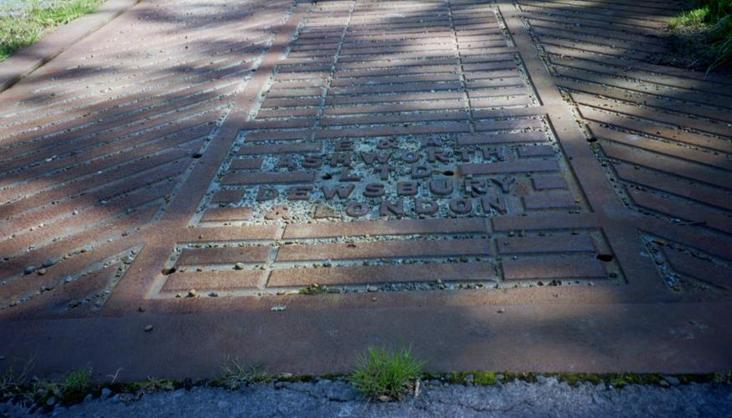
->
[[0, 0, 103, 61], [669, 0, 732, 71], [24, 368, 94, 406], [59, 368, 93, 402], [217, 361, 272, 389], [0, 362, 33, 402], [671, 7, 712, 28], [350, 347, 423, 401]]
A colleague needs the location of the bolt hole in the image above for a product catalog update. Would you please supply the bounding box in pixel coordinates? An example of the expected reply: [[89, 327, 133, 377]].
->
[[442, 170, 454, 176], [596, 254, 613, 262], [162, 267, 177, 275], [192, 152, 203, 159], [321, 173, 332, 180]]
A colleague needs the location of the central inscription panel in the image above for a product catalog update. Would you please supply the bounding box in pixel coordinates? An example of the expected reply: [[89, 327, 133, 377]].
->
[[198, 126, 581, 224]]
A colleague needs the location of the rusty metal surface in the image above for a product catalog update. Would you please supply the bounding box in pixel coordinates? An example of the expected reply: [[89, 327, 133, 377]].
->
[[0, 0, 731, 377]]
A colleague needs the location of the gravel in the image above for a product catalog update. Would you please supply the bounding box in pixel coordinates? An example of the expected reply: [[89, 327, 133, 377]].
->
[[2, 378, 731, 417]]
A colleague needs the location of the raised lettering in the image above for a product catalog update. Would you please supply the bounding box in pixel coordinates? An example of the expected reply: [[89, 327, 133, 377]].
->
[[491, 176, 516, 193], [339, 168, 361, 182], [397, 181, 418, 196], [414, 199, 438, 215], [327, 153, 352, 167], [322, 184, 354, 200], [465, 179, 488, 196], [411, 164, 431, 179], [346, 202, 369, 217], [449, 198, 472, 214], [335, 140, 353, 152], [288, 186, 312, 200], [302, 155, 322, 169], [379, 198, 405, 217], [363, 183, 385, 197], [427, 149, 450, 163], [481, 191, 508, 215], [360, 152, 392, 165], [429, 179, 454, 196]]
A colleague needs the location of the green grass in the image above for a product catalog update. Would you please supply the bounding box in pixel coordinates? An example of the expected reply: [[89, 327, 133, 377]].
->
[[670, 0, 732, 70], [0, 362, 33, 402], [0, 0, 103, 61], [1, 364, 94, 407], [216, 361, 272, 389], [444, 371, 499, 386], [350, 347, 423, 401], [30, 368, 94, 405]]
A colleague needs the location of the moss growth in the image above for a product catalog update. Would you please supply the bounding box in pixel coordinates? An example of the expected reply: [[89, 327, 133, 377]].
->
[[473, 371, 498, 386], [2, 361, 731, 410], [438, 371, 687, 388], [444, 371, 499, 386], [502, 372, 538, 383], [606, 373, 662, 388], [555, 373, 604, 387]]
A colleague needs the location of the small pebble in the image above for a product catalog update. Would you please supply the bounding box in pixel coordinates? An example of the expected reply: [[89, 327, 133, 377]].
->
[[665, 376, 680, 386], [144, 325, 154, 332]]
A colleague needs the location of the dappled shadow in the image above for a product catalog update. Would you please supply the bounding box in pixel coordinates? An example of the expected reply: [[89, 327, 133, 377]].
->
[[0, 0, 297, 316], [2, 283, 731, 381], [515, 0, 732, 240], [0, 0, 731, 383]]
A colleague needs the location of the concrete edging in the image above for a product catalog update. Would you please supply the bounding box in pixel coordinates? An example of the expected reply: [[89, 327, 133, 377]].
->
[[0, 0, 141, 93]]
